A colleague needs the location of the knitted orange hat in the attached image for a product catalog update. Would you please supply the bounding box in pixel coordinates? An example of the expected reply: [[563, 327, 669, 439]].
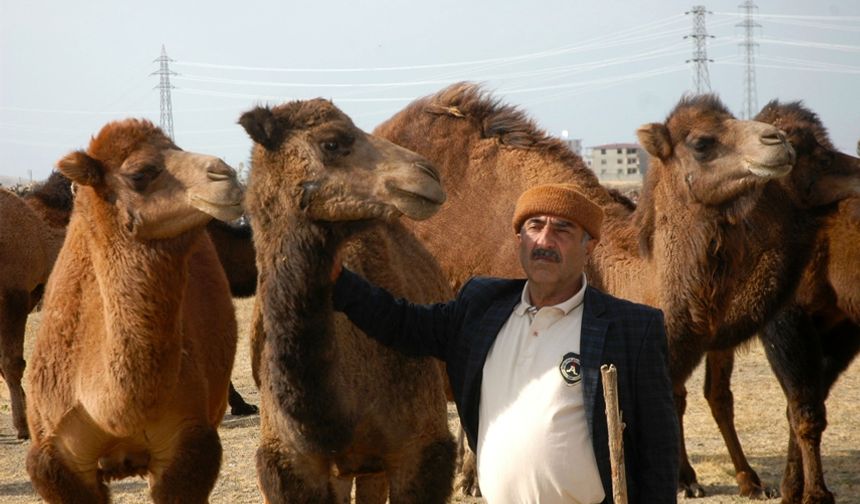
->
[[512, 183, 604, 240]]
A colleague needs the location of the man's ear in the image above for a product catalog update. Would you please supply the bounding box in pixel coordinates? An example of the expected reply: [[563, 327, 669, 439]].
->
[[239, 106, 286, 151], [56, 150, 104, 187]]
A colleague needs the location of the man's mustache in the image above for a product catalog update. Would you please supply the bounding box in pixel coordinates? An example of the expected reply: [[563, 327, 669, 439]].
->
[[531, 248, 561, 262]]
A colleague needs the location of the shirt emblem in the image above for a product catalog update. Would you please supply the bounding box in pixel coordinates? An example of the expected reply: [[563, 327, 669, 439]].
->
[[559, 352, 582, 385]]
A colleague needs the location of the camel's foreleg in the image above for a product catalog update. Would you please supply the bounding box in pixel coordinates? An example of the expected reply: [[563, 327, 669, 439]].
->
[[256, 439, 339, 504], [703, 349, 777, 499], [386, 436, 456, 504], [0, 289, 30, 439], [150, 424, 222, 504], [761, 307, 833, 504], [26, 439, 108, 504]]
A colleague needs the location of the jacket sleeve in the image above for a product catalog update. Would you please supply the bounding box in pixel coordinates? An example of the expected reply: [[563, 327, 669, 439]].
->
[[634, 310, 680, 503], [332, 268, 462, 361]]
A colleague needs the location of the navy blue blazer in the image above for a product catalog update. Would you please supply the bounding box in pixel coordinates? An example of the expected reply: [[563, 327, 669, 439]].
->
[[334, 269, 678, 504]]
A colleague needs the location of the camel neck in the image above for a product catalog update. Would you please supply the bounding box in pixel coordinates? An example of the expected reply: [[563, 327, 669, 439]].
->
[[255, 214, 353, 451], [65, 207, 198, 426]]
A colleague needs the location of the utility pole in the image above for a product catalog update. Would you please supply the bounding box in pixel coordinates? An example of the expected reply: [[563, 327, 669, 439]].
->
[[685, 6, 714, 95], [151, 45, 177, 140], [737, 1, 760, 119]]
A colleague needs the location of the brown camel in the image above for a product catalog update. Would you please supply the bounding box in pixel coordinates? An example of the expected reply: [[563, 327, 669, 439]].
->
[[0, 172, 71, 439], [239, 99, 455, 503], [25, 119, 243, 503], [374, 84, 857, 500], [699, 101, 860, 504]]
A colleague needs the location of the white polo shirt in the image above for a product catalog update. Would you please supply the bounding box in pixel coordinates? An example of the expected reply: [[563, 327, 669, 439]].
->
[[477, 274, 605, 504]]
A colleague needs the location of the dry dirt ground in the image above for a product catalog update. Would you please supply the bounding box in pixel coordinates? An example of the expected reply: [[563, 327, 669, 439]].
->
[[1, 296, 858, 503]]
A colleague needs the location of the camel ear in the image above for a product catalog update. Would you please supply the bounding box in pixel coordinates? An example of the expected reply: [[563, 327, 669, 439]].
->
[[637, 123, 672, 161], [56, 150, 104, 187], [633, 172, 658, 259], [239, 106, 286, 151]]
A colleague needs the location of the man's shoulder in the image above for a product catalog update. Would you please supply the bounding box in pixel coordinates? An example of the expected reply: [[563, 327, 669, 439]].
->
[[586, 286, 663, 320], [459, 276, 525, 303]]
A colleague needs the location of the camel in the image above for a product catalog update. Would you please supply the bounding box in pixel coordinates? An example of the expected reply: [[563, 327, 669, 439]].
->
[[370, 83, 860, 501], [0, 172, 71, 439], [699, 101, 860, 504], [25, 119, 243, 503], [239, 99, 455, 503]]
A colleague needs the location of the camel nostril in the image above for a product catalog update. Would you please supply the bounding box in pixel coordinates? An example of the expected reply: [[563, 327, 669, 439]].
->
[[760, 130, 786, 146], [415, 162, 441, 184]]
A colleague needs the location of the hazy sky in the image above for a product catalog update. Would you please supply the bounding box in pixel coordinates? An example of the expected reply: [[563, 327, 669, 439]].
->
[[1, 0, 858, 181]]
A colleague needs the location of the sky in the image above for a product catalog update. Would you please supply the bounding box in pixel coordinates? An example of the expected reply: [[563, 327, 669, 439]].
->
[[1, 0, 858, 182]]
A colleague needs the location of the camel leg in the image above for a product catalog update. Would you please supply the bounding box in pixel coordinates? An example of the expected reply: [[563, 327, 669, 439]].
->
[[228, 381, 258, 416], [674, 382, 706, 497], [703, 350, 777, 499], [150, 425, 222, 504], [354, 474, 387, 503], [386, 437, 456, 504], [455, 425, 481, 497], [761, 307, 833, 504], [0, 289, 30, 439], [26, 440, 108, 504], [256, 440, 338, 504]]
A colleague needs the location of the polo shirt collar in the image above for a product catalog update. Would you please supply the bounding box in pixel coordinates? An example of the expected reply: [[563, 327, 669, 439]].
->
[[513, 273, 588, 317]]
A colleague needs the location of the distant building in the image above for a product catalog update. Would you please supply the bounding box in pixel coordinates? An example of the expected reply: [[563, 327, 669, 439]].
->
[[559, 130, 583, 156], [584, 143, 649, 182]]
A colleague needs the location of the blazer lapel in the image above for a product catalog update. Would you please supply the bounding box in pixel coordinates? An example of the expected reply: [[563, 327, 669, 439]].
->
[[581, 286, 610, 439], [461, 287, 521, 434]]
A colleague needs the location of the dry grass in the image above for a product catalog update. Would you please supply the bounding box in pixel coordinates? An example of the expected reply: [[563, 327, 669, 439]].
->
[[1, 296, 858, 503]]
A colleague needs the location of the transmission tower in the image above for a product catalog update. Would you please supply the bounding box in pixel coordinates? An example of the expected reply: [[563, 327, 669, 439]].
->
[[737, 1, 760, 119], [151, 45, 177, 140], [685, 6, 714, 94]]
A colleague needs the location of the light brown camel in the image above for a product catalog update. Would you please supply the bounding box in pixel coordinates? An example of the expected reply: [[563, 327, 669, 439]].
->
[[0, 172, 71, 439], [373, 84, 846, 500], [700, 101, 860, 504], [25, 119, 243, 503], [239, 99, 455, 503]]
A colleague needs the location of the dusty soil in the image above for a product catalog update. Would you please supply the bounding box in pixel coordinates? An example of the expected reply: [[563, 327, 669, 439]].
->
[[1, 296, 858, 503]]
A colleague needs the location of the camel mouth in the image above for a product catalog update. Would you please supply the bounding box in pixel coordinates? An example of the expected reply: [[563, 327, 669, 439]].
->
[[190, 196, 245, 222], [746, 162, 793, 179], [390, 188, 445, 220]]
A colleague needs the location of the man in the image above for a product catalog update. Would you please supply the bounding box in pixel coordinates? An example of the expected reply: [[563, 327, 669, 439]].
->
[[333, 183, 678, 503]]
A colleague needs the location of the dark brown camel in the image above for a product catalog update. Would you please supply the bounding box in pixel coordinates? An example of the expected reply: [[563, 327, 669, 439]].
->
[[698, 101, 860, 504], [240, 99, 455, 503], [370, 84, 857, 501], [25, 119, 243, 503], [0, 172, 71, 439]]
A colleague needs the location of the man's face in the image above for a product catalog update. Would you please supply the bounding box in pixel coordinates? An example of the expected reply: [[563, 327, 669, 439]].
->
[[517, 214, 595, 288]]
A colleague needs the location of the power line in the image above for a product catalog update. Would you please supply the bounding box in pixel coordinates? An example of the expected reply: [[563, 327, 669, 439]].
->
[[171, 15, 689, 74], [685, 6, 714, 94]]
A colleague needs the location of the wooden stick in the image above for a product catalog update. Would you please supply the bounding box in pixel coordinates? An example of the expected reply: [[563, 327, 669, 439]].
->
[[601, 364, 628, 504]]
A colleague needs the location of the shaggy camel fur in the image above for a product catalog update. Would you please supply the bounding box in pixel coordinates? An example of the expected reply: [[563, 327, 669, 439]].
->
[[25, 119, 243, 503], [373, 83, 827, 499], [699, 102, 860, 504], [240, 99, 455, 503], [0, 172, 71, 439]]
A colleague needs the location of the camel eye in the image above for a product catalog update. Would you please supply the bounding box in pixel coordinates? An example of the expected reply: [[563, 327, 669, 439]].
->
[[691, 136, 716, 153], [126, 165, 159, 192], [322, 141, 339, 152]]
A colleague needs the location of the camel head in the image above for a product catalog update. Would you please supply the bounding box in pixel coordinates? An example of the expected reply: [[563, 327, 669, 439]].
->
[[57, 119, 243, 240], [755, 100, 860, 209], [637, 95, 795, 209], [239, 99, 445, 226]]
